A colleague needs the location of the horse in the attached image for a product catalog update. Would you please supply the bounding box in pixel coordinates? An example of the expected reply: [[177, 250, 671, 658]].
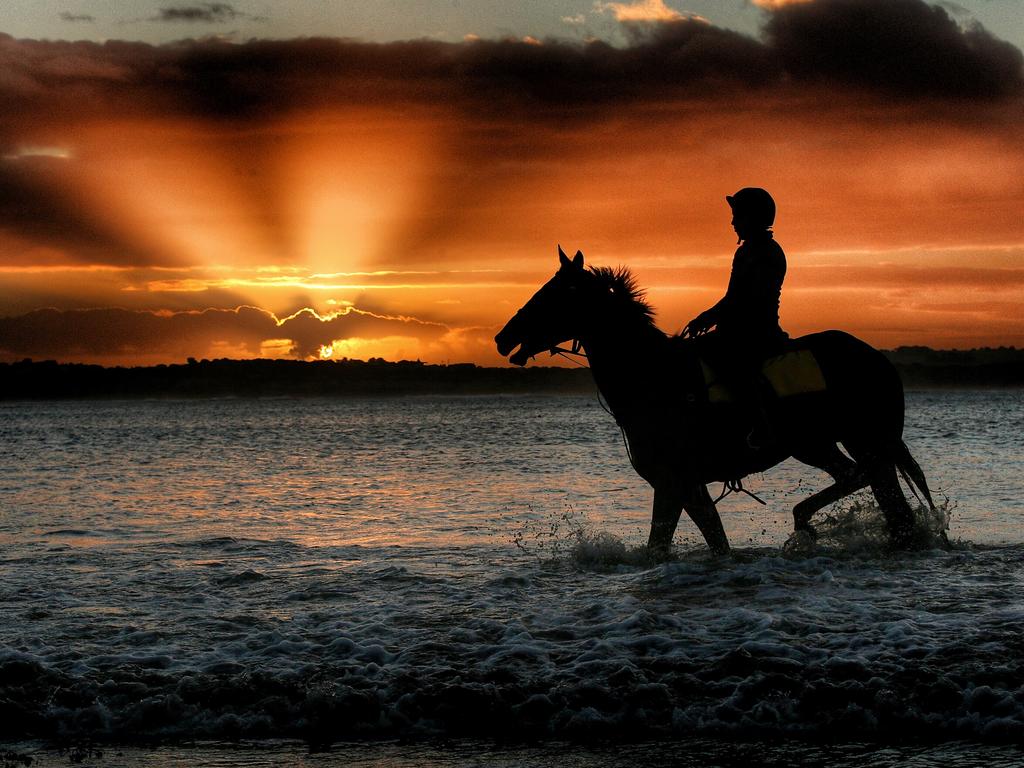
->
[[495, 247, 938, 556]]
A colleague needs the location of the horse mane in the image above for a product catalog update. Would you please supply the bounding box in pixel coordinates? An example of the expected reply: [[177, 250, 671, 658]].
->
[[588, 265, 656, 326]]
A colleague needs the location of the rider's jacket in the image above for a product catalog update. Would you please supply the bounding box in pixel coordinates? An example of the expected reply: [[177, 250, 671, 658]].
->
[[717, 230, 787, 345]]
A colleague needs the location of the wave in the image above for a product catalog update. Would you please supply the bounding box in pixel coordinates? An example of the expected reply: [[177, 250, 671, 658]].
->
[[4, 547, 1023, 747], [2, 609, 1022, 746]]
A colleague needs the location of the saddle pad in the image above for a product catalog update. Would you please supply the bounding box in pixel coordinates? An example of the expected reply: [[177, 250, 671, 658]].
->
[[700, 348, 826, 402], [761, 349, 827, 397], [699, 360, 732, 403]]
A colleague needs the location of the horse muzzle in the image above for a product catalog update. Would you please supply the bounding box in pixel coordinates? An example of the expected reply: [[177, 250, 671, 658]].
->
[[495, 316, 530, 365], [508, 346, 532, 367], [494, 330, 516, 358], [496, 311, 556, 366], [495, 334, 531, 367], [495, 336, 533, 367]]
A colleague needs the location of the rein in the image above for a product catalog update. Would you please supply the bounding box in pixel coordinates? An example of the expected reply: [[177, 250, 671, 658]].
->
[[548, 340, 614, 421], [548, 341, 641, 473]]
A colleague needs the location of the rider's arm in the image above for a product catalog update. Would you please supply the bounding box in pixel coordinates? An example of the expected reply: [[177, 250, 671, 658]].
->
[[684, 249, 743, 337], [684, 295, 726, 337]]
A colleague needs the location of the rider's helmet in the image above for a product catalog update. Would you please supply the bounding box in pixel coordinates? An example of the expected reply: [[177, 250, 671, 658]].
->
[[726, 187, 776, 230]]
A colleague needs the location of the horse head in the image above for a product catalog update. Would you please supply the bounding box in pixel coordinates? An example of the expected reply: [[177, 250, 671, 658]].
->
[[495, 246, 589, 366]]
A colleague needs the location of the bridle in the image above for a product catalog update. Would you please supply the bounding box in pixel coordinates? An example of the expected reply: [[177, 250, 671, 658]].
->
[[548, 338, 587, 366]]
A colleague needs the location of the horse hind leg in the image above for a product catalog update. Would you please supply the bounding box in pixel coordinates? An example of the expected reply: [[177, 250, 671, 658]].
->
[[792, 472, 871, 534], [892, 441, 950, 548], [846, 439, 934, 549], [894, 440, 936, 511], [867, 462, 917, 548], [791, 444, 868, 535]]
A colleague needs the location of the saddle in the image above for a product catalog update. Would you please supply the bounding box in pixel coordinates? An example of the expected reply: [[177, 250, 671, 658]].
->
[[699, 347, 827, 404]]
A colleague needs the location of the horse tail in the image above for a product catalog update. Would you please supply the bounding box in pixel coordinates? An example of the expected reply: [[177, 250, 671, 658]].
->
[[894, 440, 936, 510]]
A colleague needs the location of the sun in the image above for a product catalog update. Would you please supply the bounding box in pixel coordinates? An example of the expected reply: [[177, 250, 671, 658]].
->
[[318, 344, 334, 360]]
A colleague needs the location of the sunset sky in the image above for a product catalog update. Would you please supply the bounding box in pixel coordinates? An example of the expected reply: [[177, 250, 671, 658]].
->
[[1, 0, 1023, 366]]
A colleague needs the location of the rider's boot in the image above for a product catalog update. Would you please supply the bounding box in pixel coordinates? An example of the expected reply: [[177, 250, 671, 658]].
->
[[744, 386, 777, 452], [746, 406, 776, 451]]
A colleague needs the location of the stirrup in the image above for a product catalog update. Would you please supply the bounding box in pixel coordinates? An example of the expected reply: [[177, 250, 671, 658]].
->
[[746, 426, 776, 452]]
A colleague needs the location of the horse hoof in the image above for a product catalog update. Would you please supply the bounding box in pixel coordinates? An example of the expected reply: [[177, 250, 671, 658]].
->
[[796, 523, 817, 541], [646, 544, 673, 563], [890, 534, 915, 551], [783, 528, 816, 555]]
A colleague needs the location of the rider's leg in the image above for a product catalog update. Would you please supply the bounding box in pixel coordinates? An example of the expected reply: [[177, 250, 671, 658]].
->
[[716, 344, 775, 450]]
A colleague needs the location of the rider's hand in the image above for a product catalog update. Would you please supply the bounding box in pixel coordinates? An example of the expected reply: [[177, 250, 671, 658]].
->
[[683, 310, 715, 338]]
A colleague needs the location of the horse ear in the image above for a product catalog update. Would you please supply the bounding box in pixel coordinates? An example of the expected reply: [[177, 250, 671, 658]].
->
[[558, 244, 570, 267], [573, 250, 584, 268]]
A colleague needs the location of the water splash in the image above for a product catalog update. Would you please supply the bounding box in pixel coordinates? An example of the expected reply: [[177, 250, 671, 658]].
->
[[570, 530, 656, 569], [510, 504, 652, 569], [784, 492, 957, 555]]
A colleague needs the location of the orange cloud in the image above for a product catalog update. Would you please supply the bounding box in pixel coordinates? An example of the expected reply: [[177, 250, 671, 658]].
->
[[0, 305, 448, 364], [751, 0, 814, 8], [0, 0, 1022, 363], [596, 0, 689, 23]]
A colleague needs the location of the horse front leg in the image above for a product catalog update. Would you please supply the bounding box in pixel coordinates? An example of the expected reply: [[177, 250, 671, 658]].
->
[[648, 483, 730, 557]]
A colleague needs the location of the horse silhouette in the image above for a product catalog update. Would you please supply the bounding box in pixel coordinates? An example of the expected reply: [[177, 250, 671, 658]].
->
[[495, 247, 937, 556]]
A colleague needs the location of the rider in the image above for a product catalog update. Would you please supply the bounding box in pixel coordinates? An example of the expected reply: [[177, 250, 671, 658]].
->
[[684, 187, 788, 448]]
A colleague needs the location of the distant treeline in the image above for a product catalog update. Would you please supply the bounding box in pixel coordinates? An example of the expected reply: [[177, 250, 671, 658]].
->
[[1, 347, 1022, 399], [883, 346, 1024, 388]]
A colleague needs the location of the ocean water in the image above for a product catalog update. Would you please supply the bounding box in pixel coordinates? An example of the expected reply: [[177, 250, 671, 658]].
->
[[1, 391, 1023, 764]]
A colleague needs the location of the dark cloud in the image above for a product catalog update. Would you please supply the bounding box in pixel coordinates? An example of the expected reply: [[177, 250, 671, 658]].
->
[[0, 157, 173, 267], [59, 12, 95, 23], [935, 1, 971, 19], [0, 305, 446, 360], [765, 0, 1024, 98], [0, 0, 1019, 129], [153, 3, 239, 23]]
